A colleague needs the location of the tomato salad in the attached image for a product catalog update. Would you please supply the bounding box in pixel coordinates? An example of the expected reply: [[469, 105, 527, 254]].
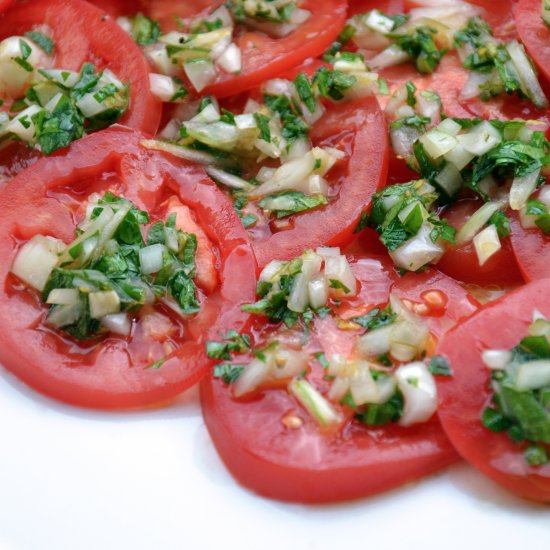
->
[[1, 0, 550, 506]]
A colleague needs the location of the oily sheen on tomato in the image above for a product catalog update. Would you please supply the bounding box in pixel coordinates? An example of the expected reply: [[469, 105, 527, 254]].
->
[[0, 0, 161, 134], [201, 255, 479, 503], [90, 0, 348, 99], [0, 127, 257, 409], [251, 94, 389, 268], [436, 197, 524, 286], [437, 280, 550, 503]]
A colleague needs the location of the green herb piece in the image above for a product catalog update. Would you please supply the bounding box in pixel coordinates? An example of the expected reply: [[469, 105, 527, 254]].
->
[[24, 31, 55, 56], [428, 355, 452, 376], [323, 24, 356, 62], [313, 67, 356, 101], [524, 445, 549, 466], [314, 351, 329, 369], [254, 112, 271, 142], [352, 304, 397, 331], [294, 72, 317, 113], [206, 330, 251, 360], [213, 363, 246, 384], [131, 13, 161, 46], [259, 191, 328, 218], [393, 27, 444, 74], [357, 392, 404, 426]]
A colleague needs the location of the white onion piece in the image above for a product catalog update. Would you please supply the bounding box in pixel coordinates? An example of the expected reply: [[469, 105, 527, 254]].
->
[[507, 40, 548, 109], [184, 59, 216, 92], [46, 288, 79, 305], [473, 224, 501, 267], [420, 129, 458, 160], [39, 69, 79, 88], [481, 349, 512, 370], [308, 275, 328, 309], [515, 360, 550, 390], [349, 363, 379, 406], [288, 378, 343, 428], [316, 246, 341, 258], [205, 166, 254, 190], [389, 223, 444, 271], [0, 36, 48, 96], [443, 143, 475, 171], [216, 43, 242, 74], [328, 376, 350, 403], [140, 139, 216, 165], [365, 9, 396, 34], [306, 174, 329, 195], [456, 197, 507, 245], [76, 93, 108, 118], [395, 362, 438, 427], [435, 162, 463, 197], [369, 44, 410, 70], [11, 235, 64, 291], [139, 244, 166, 274], [287, 273, 309, 313], [149, 73, 179, 102], [509, 168, 541, 211], [190, 102, 221, 123], [259, 260, 286, 282], [145, 44, 179, 76], [263, 78, 294, 96], [208, 5, 233, 28], [356, 324, 393, 357], [233, 358, 272, 397], [460, 71, 494, 101], [458, 121, 502, 156], [390, 319, 429, 362], [101, 313, 131, 336], [271, 349, 308, 380], [116, 16, 132, 34], [324, 255, 357, 296], [89, 290, 121, 319], [6, 104, 43, 142], [47, 303, 82, 328], [391, 126, 423, 159], [437, 118, 462, 136]]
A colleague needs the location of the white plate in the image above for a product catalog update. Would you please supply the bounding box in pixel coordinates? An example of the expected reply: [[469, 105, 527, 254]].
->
[[1, 366, 549, 550]]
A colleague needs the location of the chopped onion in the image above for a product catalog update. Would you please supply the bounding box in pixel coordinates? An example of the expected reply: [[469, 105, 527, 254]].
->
[[356, 324, 393, 357], [435, 162, 463, 197], [190, 102, 220, 123], [473, 224, 501, 266], [233, 358, 272, 397], [456, 197, 507, 245], [390, 319, 429, 362], [365, 9, 396, 34], [271, 349, 308, 380], [391, 125, 423, 159], [369, 44, 410, 70], [349, 362, 379, 406], [139, 244, 166, 274], [324, 255, 357, 296], [457, 121, 502, 156], [116, 16, 132, 34], [395, 362, 438, 426], [46, 303, 82, 329], [288, 378, 343, 428], [316, 246, 341, 258], [481, 349, 512, 370], [509, 168, 541, 211], [89, 290, 121, 319], [308, 275, 328, 309], [507, 40, 548, 109], [140, 139, 216, 165], [515, 360, 550, 390], [460, 71, 494, 101], [205, 166, 254, 190], [259, 260, 285, 283], [437, 118, 462, 136], [185, 120, 238, 151], [216, 43, 242, 74], [149, 73, 179, 102], [11, 235, 64, 291], [184, 59, 216, 92], [389, 223, 444, 271], [443, 144, 475, 171], [419, 128, 458, 160], [46, 288, 79, 305], [101, 313, 131, 336], [145, 44, 179, 76], [287, 273, 309, 313]]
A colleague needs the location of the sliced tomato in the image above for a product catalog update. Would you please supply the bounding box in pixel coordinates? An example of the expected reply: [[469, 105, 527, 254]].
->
[[515, 0, 550, 87], [0, 0, 162, 178], [251, 95, 388, 268], [435, 197, 524, 286], [510, 211, 550, 282], [200, 254, 479, 503], [0, 126, 256, 409], [89, 0, 347, 98], [0, 0, 14, 12], [437, 279, 550, 503]]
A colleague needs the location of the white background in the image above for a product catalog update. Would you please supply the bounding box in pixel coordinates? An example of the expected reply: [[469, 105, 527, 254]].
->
[[1, 367, 549, 550]]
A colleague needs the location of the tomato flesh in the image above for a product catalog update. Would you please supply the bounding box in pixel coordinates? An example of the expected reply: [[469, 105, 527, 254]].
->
[[437, 279, 550, 503], [0, 127, 257, 409], [200, 255, 479, 503]]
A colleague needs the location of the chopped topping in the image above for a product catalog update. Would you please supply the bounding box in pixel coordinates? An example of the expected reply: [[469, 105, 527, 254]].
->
[[10, 193, 202, 340]]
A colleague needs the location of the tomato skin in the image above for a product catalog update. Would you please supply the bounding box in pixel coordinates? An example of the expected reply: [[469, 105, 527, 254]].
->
[[200, 255, 479, 503], [510, 211, 550, 282], [0, 126, 257, 409], [0, 0, 162, 136], [0, 0, 14, 12], [437, 279, 550, 503], [435, 198, 524, 286], [252, 95, 389, 268], [515, 0, 550, 88]]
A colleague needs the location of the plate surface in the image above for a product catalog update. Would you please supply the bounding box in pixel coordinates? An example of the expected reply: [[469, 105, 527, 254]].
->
[[1, 367, 549, 550]]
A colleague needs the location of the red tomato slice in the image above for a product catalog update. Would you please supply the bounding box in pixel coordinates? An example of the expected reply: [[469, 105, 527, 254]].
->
[[515, 0, 550, 87], [0, 0, 162, 178], [437, 279, 550, 503], [200, 255, 479, 503], [251, 95, 389, 268], [89, 0, 347, 98], [0, 0, 14, 12], [435, 197, 524, 286], [0, 126, 257, 409], [510, 211, 550, 282]]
